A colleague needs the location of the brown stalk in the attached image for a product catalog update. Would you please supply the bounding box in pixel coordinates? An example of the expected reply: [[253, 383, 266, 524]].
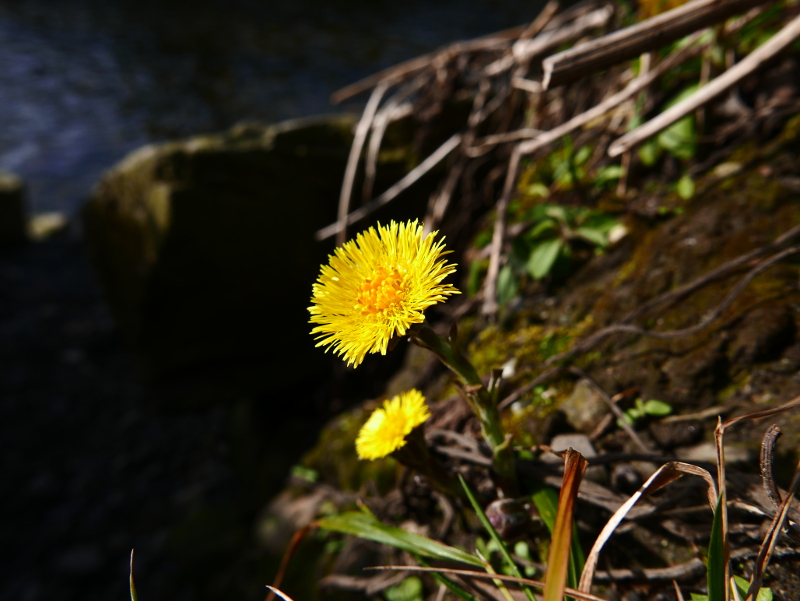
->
[[265, 524, 314, 601], [609, 11, 800, 156], [711, 395, 800, 601], [316, 134, 462, 241], [578, 461, 717, 593], [335, 81, 389, 246], [542, 0, 777, 89], [746, 457, 800, 600], [367, 565, 609, 601], [544, 449, 588, 601]]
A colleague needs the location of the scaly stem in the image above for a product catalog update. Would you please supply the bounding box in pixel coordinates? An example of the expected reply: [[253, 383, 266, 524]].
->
[[410, 323, 518, 495]]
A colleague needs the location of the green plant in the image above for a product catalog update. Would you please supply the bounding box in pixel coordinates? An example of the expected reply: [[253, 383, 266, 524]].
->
[[495, 204, 621, 305], [618, 398, 672, 427]]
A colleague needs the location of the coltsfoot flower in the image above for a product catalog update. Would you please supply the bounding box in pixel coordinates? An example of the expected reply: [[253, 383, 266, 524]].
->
[[309, 220, 459, 367], [356, 389, 430, 460]]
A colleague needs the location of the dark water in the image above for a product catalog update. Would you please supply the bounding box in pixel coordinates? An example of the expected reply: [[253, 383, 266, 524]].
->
[[0, 0, 542, 215]]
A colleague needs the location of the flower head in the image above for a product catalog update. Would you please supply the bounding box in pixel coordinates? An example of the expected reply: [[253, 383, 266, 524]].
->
[[309, 220, 459, 367], [356, 389, 431, 460]]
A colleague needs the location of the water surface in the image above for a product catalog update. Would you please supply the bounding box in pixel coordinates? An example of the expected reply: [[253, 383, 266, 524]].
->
[[0, 0, 542, 214]]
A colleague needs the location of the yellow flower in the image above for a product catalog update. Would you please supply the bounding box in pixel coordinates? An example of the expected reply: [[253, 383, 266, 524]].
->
[[356, 389, 431, 460], [309, 220, 459, 367]]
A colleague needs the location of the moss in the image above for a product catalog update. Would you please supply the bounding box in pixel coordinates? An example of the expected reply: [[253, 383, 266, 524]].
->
[[301, 403, 398, 494]]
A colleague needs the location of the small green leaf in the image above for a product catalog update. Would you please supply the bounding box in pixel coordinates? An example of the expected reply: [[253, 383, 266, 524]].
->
[[677, 174, 695, 199], [528, 219, 559, 240], [574, 146, 592, 166], [527, 238, 563, 280], [468, 259, 488, 297], [544, 205, 569, 223], [317, 512, 483, 567], [575, 227, 608, 248], [594, 165, 624, 185], [497, 265, 519, 306], [638, 139, 661, 166], [642, 399, 672, 416], [291, 465, 319, 483], [580, 212, 620, 233], [384, 577, 424, 601], [525, 204, 551, 221], [526, 183, 550, 198], [658, 85, 700, 160], [732, 575, 773, 601]]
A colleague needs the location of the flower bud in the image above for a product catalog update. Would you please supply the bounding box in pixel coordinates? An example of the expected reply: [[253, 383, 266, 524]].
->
[[485, 498, 531, 540]]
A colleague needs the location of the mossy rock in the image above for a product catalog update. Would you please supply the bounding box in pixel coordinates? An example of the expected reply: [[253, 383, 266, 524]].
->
[[82, 115, 438, 407], [300, 400, 399, 494]]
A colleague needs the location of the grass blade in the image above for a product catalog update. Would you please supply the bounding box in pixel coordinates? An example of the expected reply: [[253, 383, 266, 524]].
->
[[415, 555, 481, 601], [129, 550, 138, 601], [707, 492, 727, 601], [316, 512, 483, 567], [458, 474, 537, 601], [531, 485, 585, 589]]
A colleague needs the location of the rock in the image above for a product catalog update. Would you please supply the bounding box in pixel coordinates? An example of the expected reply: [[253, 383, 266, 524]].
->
[[648, 419, 703, 449], [660, 341, 726, 406], [559, 379, 608, 431], [82, 115, 432, 406], [609, 463, 641, 495], [727, 302, 796, 367], [676, 441, 755, 465], [544, 433, 606, 483], [0, 170, 27, 248]]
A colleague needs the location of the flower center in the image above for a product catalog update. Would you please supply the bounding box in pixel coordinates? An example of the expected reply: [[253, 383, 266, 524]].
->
[[357, 266, 406, 315]]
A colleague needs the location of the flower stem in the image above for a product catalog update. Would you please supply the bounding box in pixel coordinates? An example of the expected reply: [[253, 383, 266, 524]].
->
[[410, 323, 518, 495], [392, 428, 464, 498]]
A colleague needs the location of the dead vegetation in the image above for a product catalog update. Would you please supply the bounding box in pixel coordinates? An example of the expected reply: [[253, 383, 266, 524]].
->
[[266, 1, 800, 600]]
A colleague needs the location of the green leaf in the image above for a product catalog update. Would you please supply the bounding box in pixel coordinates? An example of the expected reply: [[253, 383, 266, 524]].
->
[[468, 259, 488, 297], [657, 85, 700, 160], [579, 212, 619, 233], [574, 146, 592, 166], [291, 465, 319, 483], [733, 575, 773, 601], [525, 203, 552, 221], [594, 165, 623, 185], [642, 399, 672, 417], [497, 265, 519, 306], [526, 183, 550, 198], [677, 174, 695, 199], [638, 139, 661, 166], [316, 512, 483, 567], [544, 205, 569, 223], [528, 219, 559, 240], [384, 577, 424, 601], [459, 475, 537, 601], [527, 238, 563, 280], [530, 486, 584, 591], [707, 493, 727, 601], [575, 227, 608, 248]]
